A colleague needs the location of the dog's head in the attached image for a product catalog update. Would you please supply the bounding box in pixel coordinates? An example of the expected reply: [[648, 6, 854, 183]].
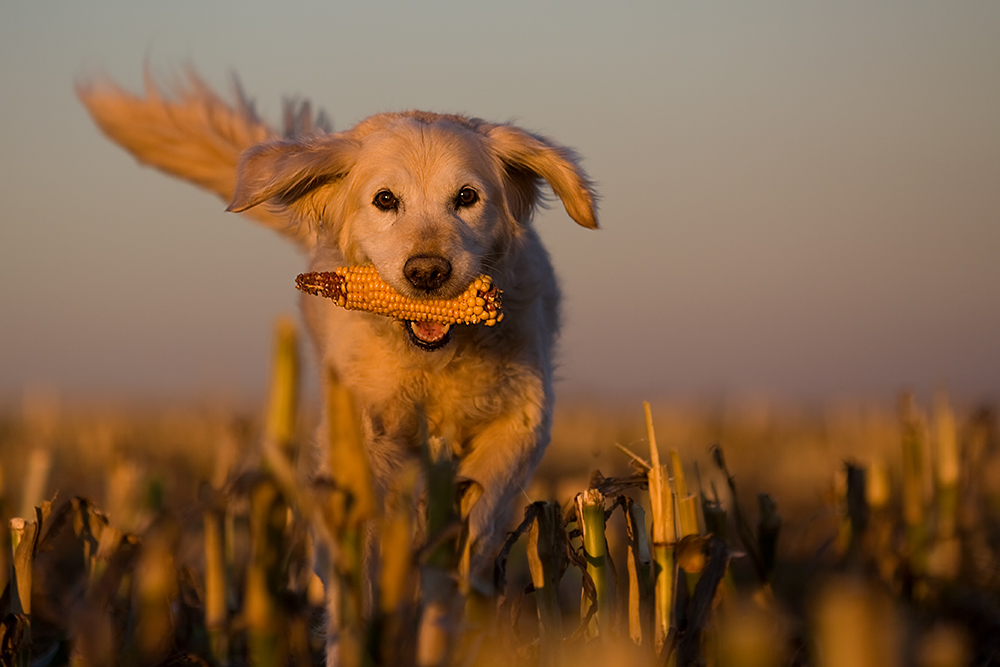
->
[[228, 111, 597, 348]]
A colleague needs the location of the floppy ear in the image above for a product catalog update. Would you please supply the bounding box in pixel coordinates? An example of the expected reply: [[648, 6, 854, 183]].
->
[[227, 135, 358, 213], [487, 125, 598, 229]]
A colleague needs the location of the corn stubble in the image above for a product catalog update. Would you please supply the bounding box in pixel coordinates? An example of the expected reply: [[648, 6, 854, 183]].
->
[[0, 320, 997, 666]]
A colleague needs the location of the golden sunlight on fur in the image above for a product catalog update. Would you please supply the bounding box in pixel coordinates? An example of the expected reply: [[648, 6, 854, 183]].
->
[[78, 70, 598, 579]]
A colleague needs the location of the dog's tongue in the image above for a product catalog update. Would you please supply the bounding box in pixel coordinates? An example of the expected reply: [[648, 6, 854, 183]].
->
[[410, 321, 450, 343]]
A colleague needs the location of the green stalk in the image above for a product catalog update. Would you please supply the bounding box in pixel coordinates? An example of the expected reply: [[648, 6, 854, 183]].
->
[[645, 401, 675, 654], [576, 489, 612, 637]]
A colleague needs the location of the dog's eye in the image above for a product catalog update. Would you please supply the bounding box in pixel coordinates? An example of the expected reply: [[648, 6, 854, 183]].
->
[[373, 189, 399, 212], [455, 187, 479, 209]]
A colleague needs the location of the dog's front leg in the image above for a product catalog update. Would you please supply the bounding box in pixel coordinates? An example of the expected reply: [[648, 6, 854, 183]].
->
[[455, 388, 553, 584]]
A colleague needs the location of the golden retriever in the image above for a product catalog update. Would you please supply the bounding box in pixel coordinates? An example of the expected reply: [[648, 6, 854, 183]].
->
[[78, 71, 598, 576]]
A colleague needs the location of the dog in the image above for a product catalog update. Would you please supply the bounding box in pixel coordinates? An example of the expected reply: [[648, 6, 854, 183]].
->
[[78, 71, 598, 583]]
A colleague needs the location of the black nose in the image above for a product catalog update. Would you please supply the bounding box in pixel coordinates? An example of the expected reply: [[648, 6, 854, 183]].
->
[[404, 255, 452, 291]]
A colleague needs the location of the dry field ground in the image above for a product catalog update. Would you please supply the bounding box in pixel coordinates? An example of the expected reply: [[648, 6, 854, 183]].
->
[[0, 373, 997, 666]]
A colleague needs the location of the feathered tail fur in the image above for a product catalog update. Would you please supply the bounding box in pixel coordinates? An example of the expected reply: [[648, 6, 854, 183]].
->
[[77, 70, 328, 248]]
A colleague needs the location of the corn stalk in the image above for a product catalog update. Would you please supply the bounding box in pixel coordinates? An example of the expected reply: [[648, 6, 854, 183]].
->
[[644, 401, 675, 655], [576, 488, 613, 638], [624, 497, 653, 649], [528, 501, 567, 666], [670, 450, 699, 539]]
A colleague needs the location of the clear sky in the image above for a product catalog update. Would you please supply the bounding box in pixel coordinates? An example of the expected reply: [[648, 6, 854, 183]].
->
[[2, 2, 998, 405]]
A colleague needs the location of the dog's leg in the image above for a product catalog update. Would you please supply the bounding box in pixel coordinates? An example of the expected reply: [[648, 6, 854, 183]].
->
[[455, 385, 553, 585]]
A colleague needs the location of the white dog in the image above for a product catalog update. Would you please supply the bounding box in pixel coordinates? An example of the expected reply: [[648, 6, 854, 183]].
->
[[79, 71, 597, 577]]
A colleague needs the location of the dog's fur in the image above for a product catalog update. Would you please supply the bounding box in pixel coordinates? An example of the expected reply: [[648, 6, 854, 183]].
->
[[78, 71, 597, 571]]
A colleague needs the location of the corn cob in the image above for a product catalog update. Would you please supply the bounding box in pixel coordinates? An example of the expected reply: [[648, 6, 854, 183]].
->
[[295, 266, 503, 326]]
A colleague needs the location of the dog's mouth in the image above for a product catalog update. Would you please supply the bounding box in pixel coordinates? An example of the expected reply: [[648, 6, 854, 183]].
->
[[405, 320, 454, 351]]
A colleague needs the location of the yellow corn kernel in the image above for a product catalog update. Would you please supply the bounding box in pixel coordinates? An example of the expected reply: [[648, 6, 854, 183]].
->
[[295, 266, 503, 326]]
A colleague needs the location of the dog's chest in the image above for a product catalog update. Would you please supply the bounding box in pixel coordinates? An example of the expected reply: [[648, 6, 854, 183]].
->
[[359, 344, 532, 450]]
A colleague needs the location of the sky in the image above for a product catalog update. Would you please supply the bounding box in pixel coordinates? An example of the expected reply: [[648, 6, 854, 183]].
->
[[1, 2, 998, 407]]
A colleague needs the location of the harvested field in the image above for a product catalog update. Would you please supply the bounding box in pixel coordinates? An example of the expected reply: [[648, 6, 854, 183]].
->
[[1, 326, 997, 666]]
